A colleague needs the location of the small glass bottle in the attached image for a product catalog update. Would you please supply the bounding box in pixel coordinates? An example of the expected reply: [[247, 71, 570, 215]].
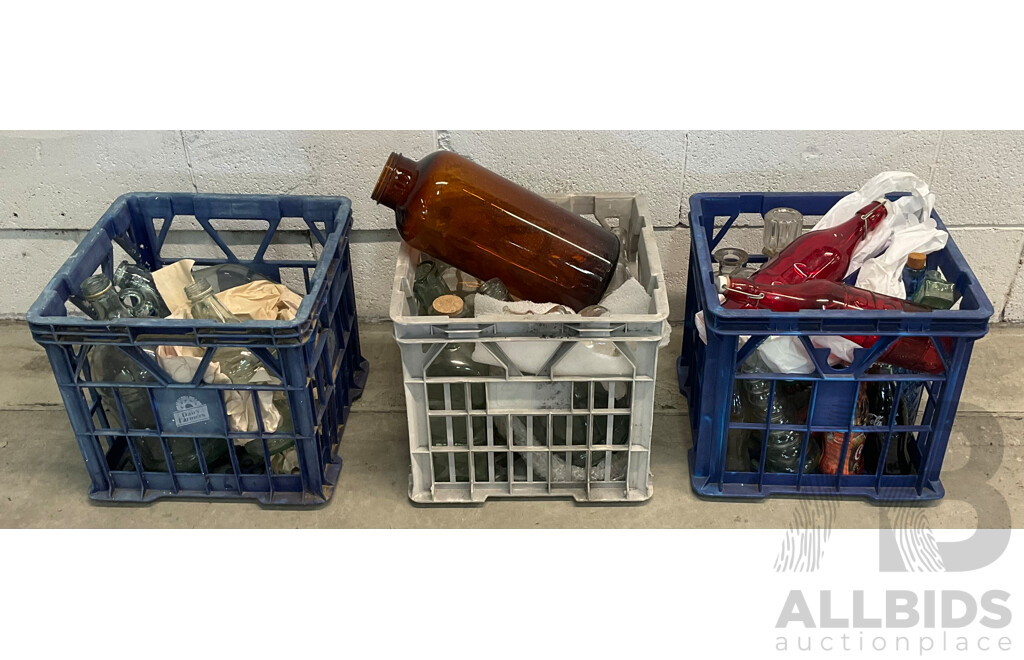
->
[[426, 341, 489, 453], [477, 278, 511, 302], [911, 270, 958, 310], [725, 386, 750, 471], [413, 261, 452, 315], [762, 207, 804, 258], [186, 280, 265, 383], [713, 247, 748, 276], [902, 252, 927, 299], [372, 150, 620, 310]]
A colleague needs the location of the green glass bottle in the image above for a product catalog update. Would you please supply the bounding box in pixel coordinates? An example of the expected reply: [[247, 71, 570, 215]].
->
[[413, 261, 452, 315], [910, 270, 958, 310]]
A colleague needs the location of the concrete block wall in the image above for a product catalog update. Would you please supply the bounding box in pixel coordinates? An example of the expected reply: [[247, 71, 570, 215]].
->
[[2, 130, 1023, 322]]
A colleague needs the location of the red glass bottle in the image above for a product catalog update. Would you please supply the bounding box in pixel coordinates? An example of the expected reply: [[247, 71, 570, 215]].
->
[[723, 201, 889, 310], [754, 200, 888, 285], [372, 151, 620, 311], [718, 277, 950, 374]]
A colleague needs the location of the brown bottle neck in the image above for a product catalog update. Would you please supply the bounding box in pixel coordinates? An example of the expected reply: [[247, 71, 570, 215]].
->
[[371, 152, 420, 210]]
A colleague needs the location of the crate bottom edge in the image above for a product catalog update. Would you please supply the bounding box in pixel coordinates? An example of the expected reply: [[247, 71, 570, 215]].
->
[[88, 485, 337, 506], [687, 456, 944, 502], [408, 477, 654, 505], [87, 457, 345, 507]]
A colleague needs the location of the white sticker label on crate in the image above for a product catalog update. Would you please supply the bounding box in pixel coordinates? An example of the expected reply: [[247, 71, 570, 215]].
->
[[172, 395, 211, 427]]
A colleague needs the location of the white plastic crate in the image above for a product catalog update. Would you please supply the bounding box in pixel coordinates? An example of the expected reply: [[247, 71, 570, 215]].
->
[[389, 193, 669, 503]]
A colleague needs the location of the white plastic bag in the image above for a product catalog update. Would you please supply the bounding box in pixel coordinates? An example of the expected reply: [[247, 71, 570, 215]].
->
[[810, 171, 937, 278], [855, 221, 947, 299], [806, 172, 946, 366]]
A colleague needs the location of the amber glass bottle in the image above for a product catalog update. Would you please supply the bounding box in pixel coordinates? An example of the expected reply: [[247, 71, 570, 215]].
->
[[372, 151, 620, 310]]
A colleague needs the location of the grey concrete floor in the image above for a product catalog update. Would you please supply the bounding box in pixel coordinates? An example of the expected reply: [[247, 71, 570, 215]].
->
[[0, 320, 1022, 528]]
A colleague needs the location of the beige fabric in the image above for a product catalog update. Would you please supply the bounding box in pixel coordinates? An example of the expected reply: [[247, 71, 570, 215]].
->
[[214, 281, 303, 321], [152, 259, 196, 314]]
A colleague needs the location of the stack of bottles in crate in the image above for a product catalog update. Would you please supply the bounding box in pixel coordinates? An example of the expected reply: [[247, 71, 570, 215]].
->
[[712, 200, 961, 477], [372, 150, 642, 484], [73, 261, 307, 475]]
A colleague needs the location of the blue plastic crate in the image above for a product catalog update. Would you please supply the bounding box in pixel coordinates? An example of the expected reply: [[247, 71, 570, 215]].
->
[[27, 193, 369, 505], [678, 192, 993, 501]]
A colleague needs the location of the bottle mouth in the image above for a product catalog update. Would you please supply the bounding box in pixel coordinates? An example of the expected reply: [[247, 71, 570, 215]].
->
[[713, 247, 748, 275], [113, 261, 129, 285], [184, 279, 213, 301], [80, 274, 113, 300], [370, 152, 401, 204]]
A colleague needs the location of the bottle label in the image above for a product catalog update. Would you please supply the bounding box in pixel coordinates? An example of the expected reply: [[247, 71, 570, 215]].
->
[[172, 395, 211, 427], [821, 431, 865, 475], [153, 388, 227, 436]]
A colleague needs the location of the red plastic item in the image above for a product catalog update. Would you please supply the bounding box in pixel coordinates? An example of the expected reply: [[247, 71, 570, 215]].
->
[[718, 277, 950, 374], [724, 200, 889, 309]]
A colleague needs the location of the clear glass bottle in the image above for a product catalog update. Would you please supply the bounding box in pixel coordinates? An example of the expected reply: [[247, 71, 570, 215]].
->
[[725, 386, 750, 471], [185, 279, 294, 457], [186, 280, 265, 382], [113, 261, 171, 317], [713, 247, 748, 276], [579, 304, 609, 317], [426, 342, 489, 412], [739, 353, 820, 474], [477, 278, 511, 302], [440, 265, 483, 297], [372, 150, 620, 310], [80, 274, 167, 470]]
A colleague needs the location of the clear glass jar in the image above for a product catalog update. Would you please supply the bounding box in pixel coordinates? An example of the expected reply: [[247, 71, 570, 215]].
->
[[762, 207, 804, 258]]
